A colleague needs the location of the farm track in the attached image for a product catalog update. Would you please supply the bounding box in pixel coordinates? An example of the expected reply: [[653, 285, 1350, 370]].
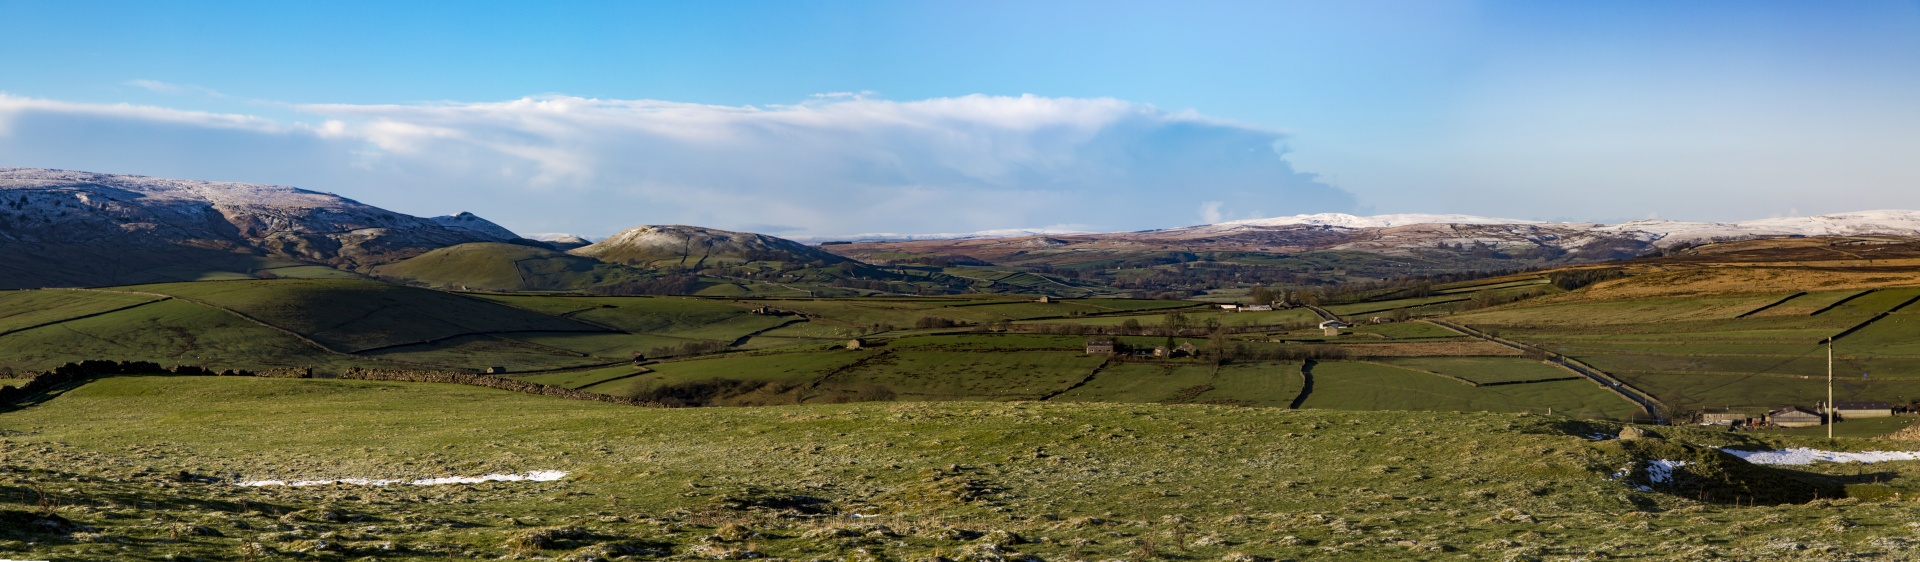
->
[[1302, 305, 1340, 322], [1422, 319, 1667, 423]]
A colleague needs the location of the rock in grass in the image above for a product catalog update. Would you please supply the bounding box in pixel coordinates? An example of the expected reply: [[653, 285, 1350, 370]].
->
[[1617, 426, 1661, 441]]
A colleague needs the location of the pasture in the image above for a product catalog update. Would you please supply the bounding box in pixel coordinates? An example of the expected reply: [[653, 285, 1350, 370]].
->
[[10, 375, 1920, 560]]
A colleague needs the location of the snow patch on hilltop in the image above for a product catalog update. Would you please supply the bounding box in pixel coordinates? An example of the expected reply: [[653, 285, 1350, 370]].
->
[[1213, 213, 1543, 230]]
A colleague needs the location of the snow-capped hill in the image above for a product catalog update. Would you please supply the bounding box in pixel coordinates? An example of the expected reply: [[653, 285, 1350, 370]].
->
[[0, 168, 506, 288], [430, 212, 520, 241], [524, 232, 594, 250], [1735, 210, 1920, 237], [1210, 213, 1543, 230], [1589, 211, 1920, 247], [571, 225, 849, 267]]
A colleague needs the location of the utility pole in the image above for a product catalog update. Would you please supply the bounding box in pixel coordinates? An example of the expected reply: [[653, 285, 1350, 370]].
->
[[1828, 337, 1835, 440]]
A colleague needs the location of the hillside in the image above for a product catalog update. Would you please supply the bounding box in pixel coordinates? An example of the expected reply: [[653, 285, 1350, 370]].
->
[[822, 211, 1920, 295], [0, 168, 513, 289], [369, 242, 664, 292]]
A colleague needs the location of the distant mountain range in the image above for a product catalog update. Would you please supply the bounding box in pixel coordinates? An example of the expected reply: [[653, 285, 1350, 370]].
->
[[819, 210, 1920, 267], [0, 168, 886, 292], [7, 167, 1920, 292]]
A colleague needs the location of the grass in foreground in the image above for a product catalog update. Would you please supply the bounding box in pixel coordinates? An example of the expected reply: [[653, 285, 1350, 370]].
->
[[7, 376, 1920, 560]]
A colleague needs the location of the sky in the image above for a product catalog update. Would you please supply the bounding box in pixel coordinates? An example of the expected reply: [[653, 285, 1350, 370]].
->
[[2, 0, 1917, 238]]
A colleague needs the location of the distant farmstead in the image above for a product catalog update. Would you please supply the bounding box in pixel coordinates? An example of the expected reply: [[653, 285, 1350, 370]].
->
[[1826, 401, 1894, 419], [1699, 412, 1755, 425], [1085, 340, 1115, 355], [846, 339, 866, 350], [484, 366, 508, 374], [1769, 406, 1824, 428], [1320, 319, 1350, 337]]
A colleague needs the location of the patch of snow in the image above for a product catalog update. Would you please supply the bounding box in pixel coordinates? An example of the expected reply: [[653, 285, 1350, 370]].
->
[[1723, 447, 1920, 465], [1644, 459, 1688, 484], [237, 470, 566, 487], [1613, 459, 1689, 491]]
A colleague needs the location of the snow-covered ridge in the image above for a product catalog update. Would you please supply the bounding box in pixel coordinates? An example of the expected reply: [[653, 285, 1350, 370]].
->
[[1213, 213, 1544, 229], [831, 210, 1920, 245], [793, 227, 1093, 244], [0, 167, 515, 270]]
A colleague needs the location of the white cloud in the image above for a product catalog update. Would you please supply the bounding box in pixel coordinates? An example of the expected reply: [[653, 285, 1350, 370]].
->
[[0, 93, 1356, 237], [1199, 201, 1225, 224]]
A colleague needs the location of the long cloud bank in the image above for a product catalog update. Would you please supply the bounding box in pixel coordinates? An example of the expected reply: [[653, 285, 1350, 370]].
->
[[0, 93, 1354, 237]]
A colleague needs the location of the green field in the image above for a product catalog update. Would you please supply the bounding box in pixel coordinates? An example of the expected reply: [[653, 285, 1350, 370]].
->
[[508, 364, 650, 389], [0, 289, 165, 334], [1304, 361, 1643, 419], [129, 279, 603, 352], [1375, 357, 1575, 384], [7, 375, 1920, 560], [830, 350, 1106, 400], [0, 298, 344, 372]]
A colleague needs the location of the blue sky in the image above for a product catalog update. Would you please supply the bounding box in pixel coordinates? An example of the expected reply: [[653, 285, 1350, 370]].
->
[[2, 0, 1917, 237]]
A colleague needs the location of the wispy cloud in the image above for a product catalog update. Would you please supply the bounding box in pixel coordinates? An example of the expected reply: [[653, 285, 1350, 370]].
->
[[0, 93, 1356, 236], [124, 79, 227, 98]]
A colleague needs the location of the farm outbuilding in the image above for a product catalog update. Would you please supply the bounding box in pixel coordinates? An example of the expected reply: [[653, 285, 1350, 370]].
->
[[1769, 406, 1824, 428], [846, 339, 866, 350], [1826, 401, 1894, 419], [1036, 296, 1053, 303], [1699, 412, 1754, 425], [484, 366, 508, 374], [1085, 340, 1115, 355], [1173, 342, 1197, 358]]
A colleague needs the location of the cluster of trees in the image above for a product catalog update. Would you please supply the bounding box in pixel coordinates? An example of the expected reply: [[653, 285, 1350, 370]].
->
[[1548, 268, 1628, 291], [912, 316, 971, 329], [644, 339, 729, 359]]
